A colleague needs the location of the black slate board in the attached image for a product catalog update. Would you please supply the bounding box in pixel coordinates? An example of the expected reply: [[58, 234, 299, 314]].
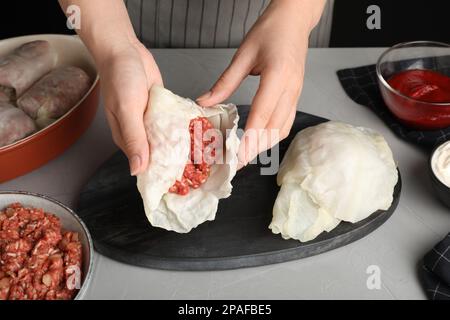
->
[[77, 107, 401, 271]]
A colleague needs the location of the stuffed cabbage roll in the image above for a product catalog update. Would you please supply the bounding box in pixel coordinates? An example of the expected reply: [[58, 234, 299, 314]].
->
[[137, 86, 240, 233], [269, 121, 398, 242], [0, 40, 57, 102], [0, 102, 36, 148], [17, 66, 91, 128]]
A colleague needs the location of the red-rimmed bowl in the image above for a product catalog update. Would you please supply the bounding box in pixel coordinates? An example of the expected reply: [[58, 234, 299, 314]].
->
[[0, 34, 100, 183], [376, 41, 450, 130]]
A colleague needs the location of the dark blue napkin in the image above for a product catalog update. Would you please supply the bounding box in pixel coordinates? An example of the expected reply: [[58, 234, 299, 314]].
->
[[420, 233, 450, 300]]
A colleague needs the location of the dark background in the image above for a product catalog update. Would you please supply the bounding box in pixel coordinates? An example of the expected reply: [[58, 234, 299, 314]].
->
[[0, 0, 448, 47], [330, 0, 449, 46], [0, 1, 74, 40]]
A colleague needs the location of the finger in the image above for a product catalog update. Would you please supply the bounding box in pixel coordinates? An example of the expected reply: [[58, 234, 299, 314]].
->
[[108, 105, 150, 176], [197, 50, 254, 107], [236, 103, 296, 172], [105, 109, 124, 148], [245, 69, 286, 132], [237, 128, 260, 169], [280, 106, 297, 140], [252, 90, 298, 164], [264, 88, 299, 145], [238, 70, 285, 165], [143, 54, 164, 87]]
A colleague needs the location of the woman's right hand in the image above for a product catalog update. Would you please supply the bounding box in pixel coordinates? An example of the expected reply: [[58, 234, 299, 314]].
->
[[98, 39, 163, 176]]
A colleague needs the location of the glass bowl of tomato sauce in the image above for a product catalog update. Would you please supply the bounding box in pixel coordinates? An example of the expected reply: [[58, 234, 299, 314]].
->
[[376, 41, 450, 130]]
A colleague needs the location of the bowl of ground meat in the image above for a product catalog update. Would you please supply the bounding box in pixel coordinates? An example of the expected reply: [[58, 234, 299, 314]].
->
[[0, 191, 93, 300]]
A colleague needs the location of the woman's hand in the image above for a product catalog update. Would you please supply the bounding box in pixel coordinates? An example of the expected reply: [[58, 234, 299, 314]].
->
[[197, 0, 325, 167], [59, 0, 162, 175], [99, 40, 163, 175]]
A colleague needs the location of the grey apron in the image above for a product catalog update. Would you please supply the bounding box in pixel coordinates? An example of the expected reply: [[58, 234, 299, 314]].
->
[[124, 0, 334, 48]]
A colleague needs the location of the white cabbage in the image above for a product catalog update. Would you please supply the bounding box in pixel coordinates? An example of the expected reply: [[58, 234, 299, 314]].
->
[[269, 121, 398, 242], [137, 85, 240, 233]]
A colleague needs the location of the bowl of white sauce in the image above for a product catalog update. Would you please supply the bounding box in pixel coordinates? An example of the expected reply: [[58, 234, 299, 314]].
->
[[430, 140, 450, 208]]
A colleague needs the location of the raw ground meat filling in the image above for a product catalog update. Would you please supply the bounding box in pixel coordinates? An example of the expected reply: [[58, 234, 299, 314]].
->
[[169, 117, 216, 196], [0, 203, 82, 300]]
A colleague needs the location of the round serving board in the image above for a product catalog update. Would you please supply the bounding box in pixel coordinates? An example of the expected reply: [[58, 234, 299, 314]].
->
[[77, 106, 401, 271]]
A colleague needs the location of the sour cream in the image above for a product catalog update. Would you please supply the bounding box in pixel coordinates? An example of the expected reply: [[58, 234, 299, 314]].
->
[[432, 141, 450, 187]]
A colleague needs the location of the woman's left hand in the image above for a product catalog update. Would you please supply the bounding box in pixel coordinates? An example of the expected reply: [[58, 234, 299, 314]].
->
[[197, 0, 325, 167]]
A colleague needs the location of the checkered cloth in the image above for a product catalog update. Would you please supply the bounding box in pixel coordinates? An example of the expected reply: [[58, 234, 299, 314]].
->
[[421, 233, 450, 300], [337, 59, 450, 149]]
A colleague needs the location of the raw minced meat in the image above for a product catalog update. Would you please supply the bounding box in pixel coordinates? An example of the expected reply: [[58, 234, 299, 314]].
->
[[0, 203, 82, 300]]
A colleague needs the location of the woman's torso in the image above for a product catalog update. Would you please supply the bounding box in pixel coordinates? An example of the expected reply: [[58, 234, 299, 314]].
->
[[125, 0, 334, 48]]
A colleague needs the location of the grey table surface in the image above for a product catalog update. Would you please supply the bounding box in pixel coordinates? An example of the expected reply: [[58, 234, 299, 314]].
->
[[1, 48, 449, 300]]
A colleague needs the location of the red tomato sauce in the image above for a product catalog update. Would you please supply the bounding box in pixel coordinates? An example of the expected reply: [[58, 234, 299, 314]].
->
[[0, 203, 82, 300], [387, 69, 450, 103], [169, 117, 216, 196]]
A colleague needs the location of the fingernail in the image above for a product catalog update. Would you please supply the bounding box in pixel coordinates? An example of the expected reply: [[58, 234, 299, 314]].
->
[[196, 91, 212, 102], [129, 155, 142, 176]]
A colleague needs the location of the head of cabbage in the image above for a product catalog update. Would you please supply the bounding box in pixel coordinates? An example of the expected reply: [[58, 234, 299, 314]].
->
[[269, 121, 398, 242]]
